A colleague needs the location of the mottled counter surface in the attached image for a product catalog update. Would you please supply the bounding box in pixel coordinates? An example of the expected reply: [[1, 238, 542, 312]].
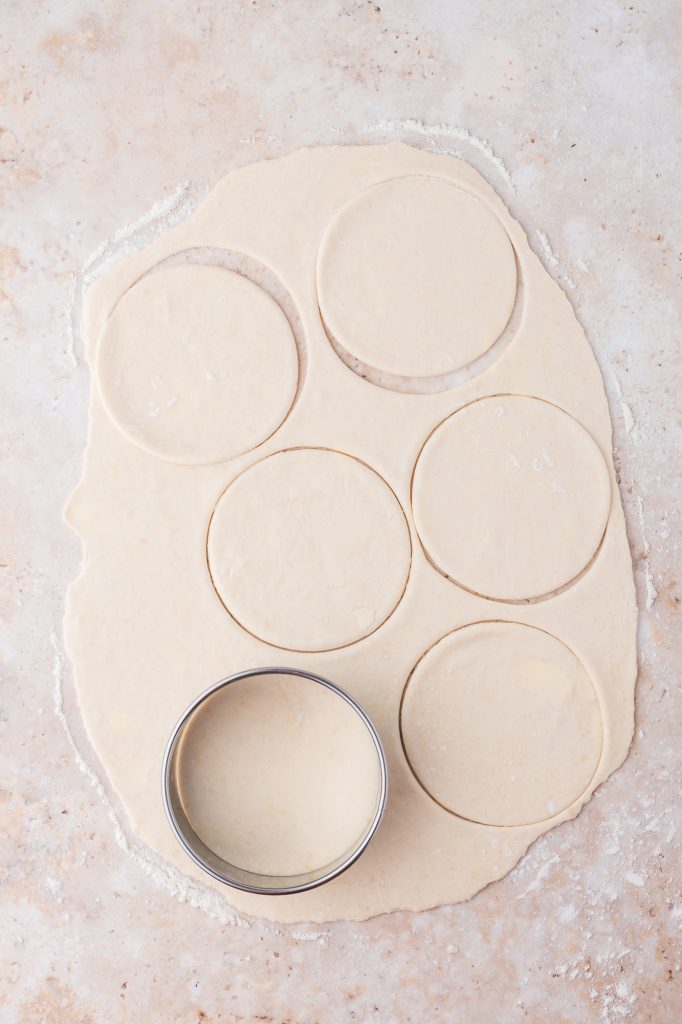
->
[[2, 3, 680, 1022]]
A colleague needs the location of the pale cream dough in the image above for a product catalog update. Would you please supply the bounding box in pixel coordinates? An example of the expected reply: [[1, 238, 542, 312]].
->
[[317, 175, 517, 377], [178, 673, 381, 876], [412, 394, 612, 601], [64, 143, 637, 923], [400, 622, 603, 827], [97, 264, 298, 465], [207, 447, 411, 652]]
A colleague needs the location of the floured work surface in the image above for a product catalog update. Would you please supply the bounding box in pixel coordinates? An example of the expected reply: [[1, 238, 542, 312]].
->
[[65, 144, 637, 923]]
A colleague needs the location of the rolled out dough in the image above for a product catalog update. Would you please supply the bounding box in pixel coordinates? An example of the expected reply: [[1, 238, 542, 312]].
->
[[97, 264, 298, 465], [317, 175, 517, 377], [412, 395, 612, 601], [400, 622, 603, 827], [65, 143, 637, 923], [207, 447, 411, 652]]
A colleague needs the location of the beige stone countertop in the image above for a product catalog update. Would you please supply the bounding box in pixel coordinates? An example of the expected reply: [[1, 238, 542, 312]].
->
[[2, 3, 680, 1022]]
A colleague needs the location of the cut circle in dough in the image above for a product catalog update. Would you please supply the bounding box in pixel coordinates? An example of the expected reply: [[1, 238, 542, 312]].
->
[[316, 175, 517, 378], [177, 672, 382, 876], [412, 395, 611, 601], [206, 448, 412, 652], [97, 264, 299, 465], [400, 622, 603, 827]]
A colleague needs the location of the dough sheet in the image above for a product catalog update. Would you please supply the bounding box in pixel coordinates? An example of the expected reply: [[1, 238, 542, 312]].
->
[[65, 144, 637, 922]]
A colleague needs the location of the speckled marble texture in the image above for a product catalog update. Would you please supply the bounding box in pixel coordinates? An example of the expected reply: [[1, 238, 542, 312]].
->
[[2, 2, 680, 1021]]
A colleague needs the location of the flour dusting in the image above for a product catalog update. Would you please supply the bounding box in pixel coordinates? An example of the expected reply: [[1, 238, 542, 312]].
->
[[636, 494, 658, 610], [362, 118, 515, 191], [65, 180, 197, 368], [535, 230, 578, 291], [536, 230, 560, 268], [289, 930, 330, 947], [515, 853, 561, 899], [621, 402, 636, 436], [609, 365, 638, 439], [610, 363, 658, 613]]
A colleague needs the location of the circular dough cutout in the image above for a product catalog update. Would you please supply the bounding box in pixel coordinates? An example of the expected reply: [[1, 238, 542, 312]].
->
[[97, 265, 298, 465], [207, 448, 411, 652], [400, 622, 603, 827], [177, 673, 382, 876], [316, 176, 517, 378], [412, 395, 611, 601]]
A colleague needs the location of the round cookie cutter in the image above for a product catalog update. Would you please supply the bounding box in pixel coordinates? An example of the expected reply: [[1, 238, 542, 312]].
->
[[162, 667, 388, 895]]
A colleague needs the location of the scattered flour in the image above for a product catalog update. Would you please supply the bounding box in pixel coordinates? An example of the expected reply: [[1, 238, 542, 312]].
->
[[289, 930, 330, 947], [536, 230, 559, 268], [636, 494, 658, 611], [362, 118, 515, 191], [64, 179, 196, 368], [621, 402, 636, 436], [45, 875, 64, 904], [644, 571, 658, 613], [516, 853, 561, 899], [609, 365, 638, 439], [535, 230, 578, 291], [239, 133, 280, 145]]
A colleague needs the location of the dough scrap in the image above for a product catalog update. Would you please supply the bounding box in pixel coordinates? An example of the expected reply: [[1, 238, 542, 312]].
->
[[317, 175, 517, 377], [65, 144, 637, 923], [400, 622, 603, 827], [412, 395, 611, 600], [97, 264, 298, 465]]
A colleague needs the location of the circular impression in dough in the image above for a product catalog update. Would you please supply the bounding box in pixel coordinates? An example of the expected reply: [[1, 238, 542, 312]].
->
[[400, 621, 603, 827], [97, 264, 299, 465], [316, 175, 517, 378], [412, 395, 611, 601], [206, 448, 412, 652], [177, 672, 382, 876]]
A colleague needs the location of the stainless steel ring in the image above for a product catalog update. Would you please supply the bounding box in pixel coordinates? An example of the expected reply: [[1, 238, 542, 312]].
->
[[162, 666, 388, 895]]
